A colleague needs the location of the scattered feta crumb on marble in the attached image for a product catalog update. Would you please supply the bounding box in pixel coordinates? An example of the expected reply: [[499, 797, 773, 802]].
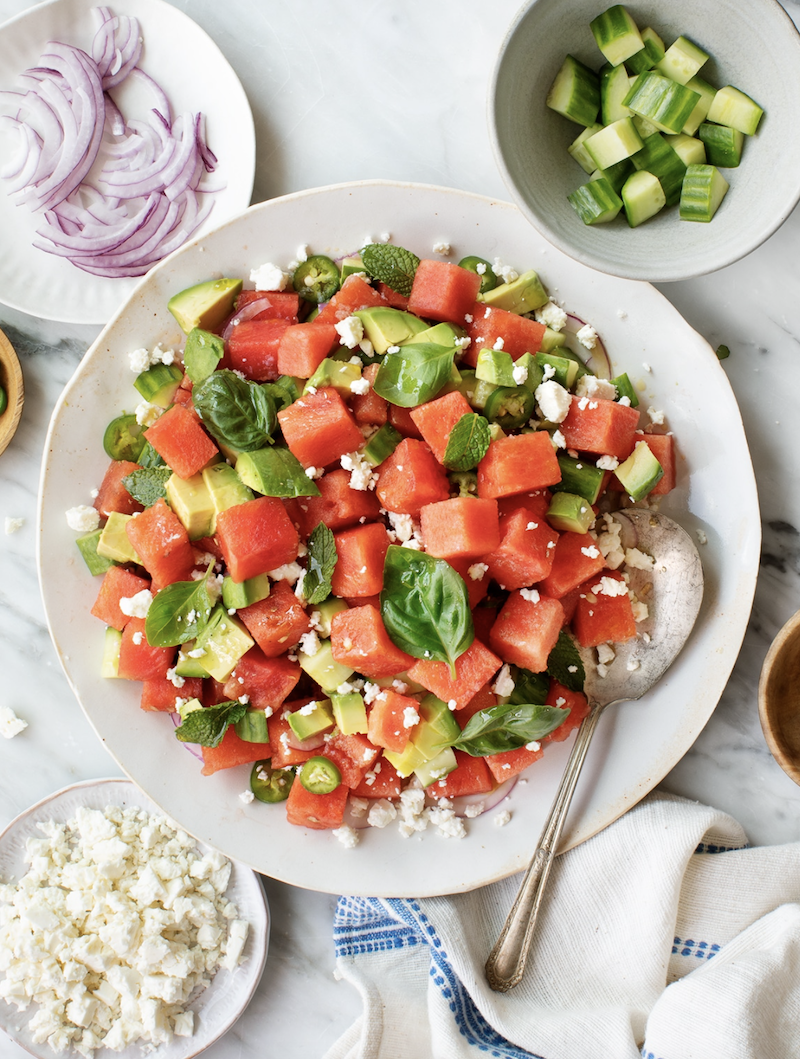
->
[[4, 516, 24, 535], [0, 705, 27, 739]]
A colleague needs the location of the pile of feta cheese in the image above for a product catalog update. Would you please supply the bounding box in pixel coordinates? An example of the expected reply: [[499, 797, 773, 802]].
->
[[0, 803, 249, 1056]]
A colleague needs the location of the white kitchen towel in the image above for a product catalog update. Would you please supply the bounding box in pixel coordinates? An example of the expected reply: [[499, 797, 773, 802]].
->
[[325, 792, 800, 1059]]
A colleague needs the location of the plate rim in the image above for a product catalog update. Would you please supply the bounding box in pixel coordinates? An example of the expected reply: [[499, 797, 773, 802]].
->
[[35, 179, 761, 896]]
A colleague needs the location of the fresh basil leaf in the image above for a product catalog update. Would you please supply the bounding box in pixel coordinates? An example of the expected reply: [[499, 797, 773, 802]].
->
[[453, 702, 570, 757], [262, 376, 300, 412], [303, 523, 338, 605], [183, 328, 225, 383], [360, 243, 419, 297], [174, 701, 248, 747], [381, 546, 473, 678], [373, 343, 455, 408], [145, 567, 214, 648], [192, 370, 277, 452], [235, 447, 322, 498], [508, 666, 550, 706], [547, 629, 585, 691], [442, 413, 491, 472], [121, 466, 172, 507]]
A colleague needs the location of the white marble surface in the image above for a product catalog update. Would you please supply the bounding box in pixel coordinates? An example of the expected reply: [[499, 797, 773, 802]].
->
[[2, 1, 800, 1056]]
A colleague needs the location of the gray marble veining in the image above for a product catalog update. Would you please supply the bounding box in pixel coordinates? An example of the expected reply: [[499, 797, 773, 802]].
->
[[2, 1, 800, 1055]]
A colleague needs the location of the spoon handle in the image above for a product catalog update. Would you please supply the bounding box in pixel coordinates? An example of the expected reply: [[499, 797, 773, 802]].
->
[[485, 698, 606, 993]]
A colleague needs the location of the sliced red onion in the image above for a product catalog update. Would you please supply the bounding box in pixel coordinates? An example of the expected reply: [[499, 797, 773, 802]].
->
[[221, 296, 278, 339], [429, 776, 518, 818], [0, 8, 222, 278], [562, 313, 612, 379]]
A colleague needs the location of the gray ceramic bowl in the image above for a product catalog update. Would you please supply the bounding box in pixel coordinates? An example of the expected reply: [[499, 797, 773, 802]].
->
[[490, 0, 800, 281]]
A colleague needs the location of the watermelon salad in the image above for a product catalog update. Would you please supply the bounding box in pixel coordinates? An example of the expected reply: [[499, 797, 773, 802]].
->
[[67, 242, 676, 845]]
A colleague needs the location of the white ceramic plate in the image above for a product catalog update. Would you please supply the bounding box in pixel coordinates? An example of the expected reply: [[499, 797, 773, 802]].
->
[[37, 181, 760, 897], [0, 778, 269, 1059], [0, 0, 255, 324]]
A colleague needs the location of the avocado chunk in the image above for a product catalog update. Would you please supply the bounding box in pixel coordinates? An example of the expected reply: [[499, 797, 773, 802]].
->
[[413, 745, 459, 787], [539, 327, 567, 353], [234, 708, 271, 743], [475, 348, 517, 387], [191, 604, 254, 681], [168, 278, 243, 335], [383, 741, 429, 779], [355, 307, 429, 354], [312, 596, 349, 638], [330, 691, 368, 735], [221, 572, 271, 611], [412, 321, 468, 347], [235, 447, 321, 498], [340, 256, 365, 281], [299, 639, 354, 694], [479, 270, 548, 314], [546, 491, 595, 533], [97, 512, 140, 564], [304, 358, 363, 396], [287, 698, 335, 743], [174, 641, 210, 678], [166, 472, 216, 540], [534, 351, 580, 389], [615, 440, 663, 501], [201, 463, 254, 531], [183, 328, 225, 384]]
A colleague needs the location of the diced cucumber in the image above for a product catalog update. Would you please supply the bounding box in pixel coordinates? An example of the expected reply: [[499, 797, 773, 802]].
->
[[654, 35, 709, 86], [568, 124, 604, 174], [585, 117, 644, 170], [698, 122, 744, 167], [101, 627, 122, 679], [615, 440, 663, 501], [534, 352, 580, 388], [552, 454, 606, 504], [546, 55, 600, 126], [600, 64, 632, 125], [621, 170, 667, 227], [679, 163, 729, 222], [631, 133, 686, 206], [664, 132, 706, 167], [590, 157, 634, 193], [235, 708, 271, 743], [623, 72, 700, 135], [707, 85, 764, 136], [632, 113, 660, 139], [610, 372, 639, 407], [568, 176, 623, 225], [681, 76, 716, 135], [76, 529, 117, 575], [133, 363, 184, 407], [363, 423, 402, 467], [626, 27, 665, 75], [590, 5, 643, 67]]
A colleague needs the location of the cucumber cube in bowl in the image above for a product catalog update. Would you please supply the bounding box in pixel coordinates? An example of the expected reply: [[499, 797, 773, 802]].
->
[[621, 170, 666, 227], [546, 55, 600, 126], [568, 176, 624, 224], [590, 5, 643, 67], [585, 117, 644, 169], [698, 123, 744, 167], [707, 85, 764, 135], [679, 163, 730, 221]]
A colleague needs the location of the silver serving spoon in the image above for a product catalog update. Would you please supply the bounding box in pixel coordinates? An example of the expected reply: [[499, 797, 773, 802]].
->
[[485, 509, 704, 993]]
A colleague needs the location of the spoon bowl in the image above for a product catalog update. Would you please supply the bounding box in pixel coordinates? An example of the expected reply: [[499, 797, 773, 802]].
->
[[0, 328, 24, 458], [758, 609, 800, 786], [486, 509, 704, 992]]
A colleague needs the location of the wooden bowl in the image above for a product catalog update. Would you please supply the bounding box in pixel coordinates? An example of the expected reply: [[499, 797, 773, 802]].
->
[[758, 609, 800, 785], [0, 328, 24, 457]]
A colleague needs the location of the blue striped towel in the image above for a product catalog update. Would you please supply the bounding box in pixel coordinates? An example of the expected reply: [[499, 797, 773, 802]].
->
[[324, 792, 800, 1059]]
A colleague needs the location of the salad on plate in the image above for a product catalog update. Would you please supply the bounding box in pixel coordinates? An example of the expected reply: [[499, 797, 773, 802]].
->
[[67, 241, 677, 846]]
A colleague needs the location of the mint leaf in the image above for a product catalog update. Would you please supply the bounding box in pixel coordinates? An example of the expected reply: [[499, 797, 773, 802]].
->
[[361, 243, 420, 297], [145, 563, 215, 647], [175, 701, 248, 747], [122, 466, 172, 507], [303, 522, 338, 605], [453, 702, 570, 756], [442, 413, 491, 472], [547, 630, 585, 691]]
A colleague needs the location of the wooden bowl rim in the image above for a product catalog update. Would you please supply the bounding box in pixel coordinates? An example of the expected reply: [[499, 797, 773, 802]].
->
[[758, 607, 800, 785], [0, 328, 24, 458]]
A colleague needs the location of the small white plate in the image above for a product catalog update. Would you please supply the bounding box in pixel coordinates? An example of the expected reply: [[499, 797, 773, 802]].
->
[[0, 0, 255, 324], [0, 778, 269, 1059], [37, 181, 761, 897]]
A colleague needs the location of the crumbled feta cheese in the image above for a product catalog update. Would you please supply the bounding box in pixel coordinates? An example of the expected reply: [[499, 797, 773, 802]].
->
[[335, 315, 364, 349], [596, 455, 619, 471], [647, 407, 665, 425], [432, 241, 451, 256], [512, 363, 528, 385], [627, 659, 641, 672], [428, 804, 467, 839], [591, 576, 629, 598], [402, 707, 420, 729], [696, 529, 708, 545], [551, 429, 566, 449], [268, 562, 304, 583], [535, 380, 571, 423], [520, 587, 540, 603], [350, 377, 371, 395], [250, 262, 289, 291], [493, 336, 505, 351], [363, 683, 382, 705], [492, 258, 518, 285], [332, 825, 360, 849], [575, 324, 598, 349], [135, 400, 162, 427], [468, 562, 488, 581], [624, 547, 655, 571], [595, 517, 625, 569], [632, 600, 649, 623], [581, 544, 600, 558], [299, 631, 321, 657], [642, 361, 652, 373], [367, 800, 397, 829], [166, 667, 185, 689], [493, 663, 515, 698], [525, 741, 541, 753], [534, 301, 567, 331], [617, 308, 628, 319], [0, 705, 27, 739], [239, 790, 255, 804], [4, 516, 24, 535], [65, 505, 100, 533], [576, 375, 617, 401], [493, 809, 512, 828], [597, 643, 615, 665], [341, 450, 378, 492], [129, 344, 174, 372], [119, 590, 153, 619], [464, 802, 485, 818], [597, 662, 609, 678]]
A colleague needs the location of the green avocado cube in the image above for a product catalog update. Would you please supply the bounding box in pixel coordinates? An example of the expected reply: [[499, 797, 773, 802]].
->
[[101, 627, 122, 678], [201, 464, 254, 531], [299, 640, 354, 694], [168, 277, 243, 335], [614, 439, 664, 500], [547, 491, 595, 533], [97, 512, 140, 564], [354, 307, 429, 354], [191, 604, 254, 682], [221, 573, 271, 611], [413, 746, 459, 788], [166, 472, 216, 540], [287, 699, 335, 743], [479, 270, 548, 314], [330, 692, 368, 735]]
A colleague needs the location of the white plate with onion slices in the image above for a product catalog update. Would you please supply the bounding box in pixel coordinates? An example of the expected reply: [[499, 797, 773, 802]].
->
[[0, 0, 254, 324], [38, 181, 760, 897]]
